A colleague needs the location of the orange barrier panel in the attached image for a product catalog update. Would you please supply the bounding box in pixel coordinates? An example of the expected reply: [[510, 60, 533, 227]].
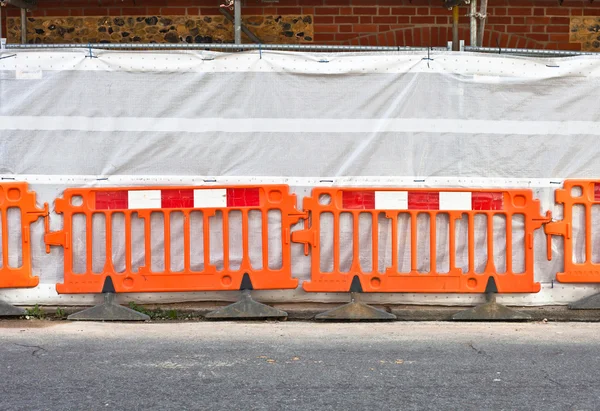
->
[[293, 187, 549, 293], [46, 185, 304, 294], [0, 182, 48, 289], [545, 180, 600, 283]]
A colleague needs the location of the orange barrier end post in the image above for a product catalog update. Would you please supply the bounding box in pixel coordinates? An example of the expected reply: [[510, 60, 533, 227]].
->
[[545, 180, 600, 309], [0, 183, 46, 316]]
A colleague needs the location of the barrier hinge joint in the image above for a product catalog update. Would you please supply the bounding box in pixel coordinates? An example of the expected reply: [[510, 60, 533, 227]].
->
[[543, 211, 569, 261]]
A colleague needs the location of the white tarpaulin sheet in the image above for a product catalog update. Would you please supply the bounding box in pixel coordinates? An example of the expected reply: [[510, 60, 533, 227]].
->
[[1, 47, 600, 306]]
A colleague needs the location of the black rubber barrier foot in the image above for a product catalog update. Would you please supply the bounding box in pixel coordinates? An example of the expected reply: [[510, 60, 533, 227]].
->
[[568, 292, 600, 310], [205, 290, 288, 320], [315, 293, 397, 321], [0, 300, 26, 317], [452, 293, 531, 321], [67, 293, 150, 321]]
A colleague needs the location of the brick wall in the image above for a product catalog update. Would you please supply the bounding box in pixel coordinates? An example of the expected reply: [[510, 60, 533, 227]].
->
[[2, 0, 600, 51]]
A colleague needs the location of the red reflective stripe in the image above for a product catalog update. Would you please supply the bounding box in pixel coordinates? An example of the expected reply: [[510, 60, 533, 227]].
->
[[95, 191, 128, 210], [595, 183, 600, 202], [472, 192, 503, 210], [161, 189, 194, 208], [408, 192, 439, 210], [227, 188, 260, 207], [342, 191, 375, 209]]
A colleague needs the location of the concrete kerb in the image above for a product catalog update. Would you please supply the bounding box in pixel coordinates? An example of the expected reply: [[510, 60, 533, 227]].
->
[[6, 303, 600, 322]]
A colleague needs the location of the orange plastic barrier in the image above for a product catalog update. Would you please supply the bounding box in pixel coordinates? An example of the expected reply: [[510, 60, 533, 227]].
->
[[46, 185, 304, 294], [293, 187, 549, 293], [545, 180, 600, 283], [0, 182, 48, 289]]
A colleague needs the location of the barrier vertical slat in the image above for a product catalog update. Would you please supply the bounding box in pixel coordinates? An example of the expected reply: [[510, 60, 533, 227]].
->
[[202, 212, 210, 271], [86, 213, 93, 274], [222, 210, 229, 271], [390, 213, 398, 273], [1, 210, 8, 268], [371, 212, 378, 274], [164, 211, 171, 273], [352, 211, 360, 273], [144, 213, 152, 273], [125, 211, 132, 273], [183, 211, 191, 272], [261, 210, 269, 270], [410, 213, 417, 271], [506, 214, 513, 274], [468, 214, 475, 273], [241, 210, 249, 269], [486, 214, 495, 272], [333, 210, 339, 273], [449, 217, 456, 272], [430, 213, 437, 273], [105, 213, 114, 273], [585, 204, 592, 263]]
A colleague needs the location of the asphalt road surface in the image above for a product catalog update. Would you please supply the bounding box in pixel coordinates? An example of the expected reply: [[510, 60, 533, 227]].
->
[[0, 321, 599, 410]]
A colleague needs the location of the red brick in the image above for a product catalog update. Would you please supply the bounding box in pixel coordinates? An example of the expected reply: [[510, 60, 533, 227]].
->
[[277, 7, 302, 14], [166, 0, 195, 6], [528, 33, 549, 41], [544, 7, 570, 16], [335, 33, 357, 41], [373, 16, 396, 24], [379, 7, 390, 15], [314, 33, 335, 41], [524, 16, 551, 24], [507, 8, 532, 16], [121, 8, 146, 15], [559, 42, 582, 51], [81, 8, 109, 16], [549, 17, 569, 24], [391, 7, 417, 16], [339, 7, 352, 15], [353, 24, 377, 32], [160, 7, 186, 15], [530, 25, 546, 32], [335, 16, 359, 23], [487, 16, 512, 24], [339, 24, 353, 32], [431, 26, 439, 46], [353, 7, 377, 15], [506, 25, 529, 33], [546, 25, 567, 33], [410, 16, 435, 24], [394, 29, 405, 46], [404, 28, 413, 46], [315, 7, 340, 15], [533, 8, 544, 16], [314, 24, 338, 32], [360, 16, 372, 23], [413, 26, 421, 46], [548, 33, 570, 42], [315, 16, 334, 24]]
